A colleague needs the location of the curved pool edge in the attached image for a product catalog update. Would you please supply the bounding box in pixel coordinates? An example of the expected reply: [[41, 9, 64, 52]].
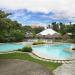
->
[[30, 52, 75, 64], [31, 43, 75, 63], [0, 43, 25, 52]]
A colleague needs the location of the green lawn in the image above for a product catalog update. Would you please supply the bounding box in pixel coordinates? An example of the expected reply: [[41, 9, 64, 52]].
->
[[0, 52, 61, 71]]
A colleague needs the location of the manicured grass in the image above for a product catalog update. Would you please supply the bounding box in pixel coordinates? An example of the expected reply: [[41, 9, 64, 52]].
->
[[0, 52, 61, 71]]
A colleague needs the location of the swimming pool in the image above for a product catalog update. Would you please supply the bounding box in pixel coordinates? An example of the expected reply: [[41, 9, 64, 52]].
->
[[0, 43, 24, 52], [32, 43, 74, 60]]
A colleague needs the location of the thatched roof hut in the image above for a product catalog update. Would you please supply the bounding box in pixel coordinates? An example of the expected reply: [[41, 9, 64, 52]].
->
[[37, 29, 61, 38]]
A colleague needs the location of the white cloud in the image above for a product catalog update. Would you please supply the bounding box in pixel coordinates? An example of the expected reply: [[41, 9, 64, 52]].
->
[[0, 0, 53, 12], [0, 0, 75, 20]]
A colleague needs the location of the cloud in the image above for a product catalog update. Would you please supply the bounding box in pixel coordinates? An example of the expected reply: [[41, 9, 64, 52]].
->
[[7, 9, 70, 25], [0, 0, 75, 24], [0, 0, 52, 12], [0, 0, 75, 13]]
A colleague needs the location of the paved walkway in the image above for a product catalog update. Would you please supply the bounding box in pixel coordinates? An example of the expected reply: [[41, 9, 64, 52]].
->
[[0, 59, 53, 75], [54, 62, 75, 75]]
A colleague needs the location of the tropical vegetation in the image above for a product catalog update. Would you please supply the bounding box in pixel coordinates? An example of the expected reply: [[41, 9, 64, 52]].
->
[[18, 46, 32, 52], [0, 10, 75, 43], [47, 22, 75, 43], [33, 40, 45, 45], [72, 48, 75, 51], [0, 10, 25, 42]]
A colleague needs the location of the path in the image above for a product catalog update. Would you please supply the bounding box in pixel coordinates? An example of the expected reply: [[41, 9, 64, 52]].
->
[[0, 59, 53, 75], [54, 62, 75, 75]]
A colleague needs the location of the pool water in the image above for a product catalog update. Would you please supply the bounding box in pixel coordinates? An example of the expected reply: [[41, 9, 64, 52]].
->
[[32, 44, 73, 60], [0, 43, 24, 52]]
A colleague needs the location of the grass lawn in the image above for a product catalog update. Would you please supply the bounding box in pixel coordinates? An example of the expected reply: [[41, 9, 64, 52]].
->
[[0, 52, 61, 71]]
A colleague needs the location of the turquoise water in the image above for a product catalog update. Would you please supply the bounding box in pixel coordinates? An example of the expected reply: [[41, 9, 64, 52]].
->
[[32, 44, 73, 60], [0, 43, 24, 52]]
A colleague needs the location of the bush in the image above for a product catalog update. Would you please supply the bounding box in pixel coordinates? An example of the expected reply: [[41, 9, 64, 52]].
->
[[11, 30, 25, 42], [33, 41, 45, 45], [18, 46, 32, 52], [72, 48, 75, 51]]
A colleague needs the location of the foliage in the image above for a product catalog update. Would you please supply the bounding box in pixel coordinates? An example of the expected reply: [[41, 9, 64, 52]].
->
[[32, 27, 44, 34], [52, 22, 59, 31], [0, 10, 75, 42], [51, 22, 75, 37], [23, 25, 44, 38], [23, 26, 32, 32], [18, 46, 32, 52], [0, 10, 24, 42], [33, 40, 45, 45], [72, 48, 75, 50], [0, 10, 10, 18], [11, 30, 24, 41]]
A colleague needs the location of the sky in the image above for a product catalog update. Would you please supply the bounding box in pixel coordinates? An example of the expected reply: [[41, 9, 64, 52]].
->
[[0, 0, 75, 25]]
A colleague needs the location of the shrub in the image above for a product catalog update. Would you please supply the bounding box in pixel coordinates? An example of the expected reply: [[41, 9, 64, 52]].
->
[[72, 48, 75, 51], [33, 41, 45, 45], [11, 30, 25, 42], [18, 46, 32, 52]]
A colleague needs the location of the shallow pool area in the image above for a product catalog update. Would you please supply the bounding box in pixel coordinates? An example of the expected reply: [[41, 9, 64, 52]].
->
[[0, 43, 24, 52], [32, 43, 74, 60]]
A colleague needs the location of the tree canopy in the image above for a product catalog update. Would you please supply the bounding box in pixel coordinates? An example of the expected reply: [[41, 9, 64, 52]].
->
[[0, 10, 24, 42]]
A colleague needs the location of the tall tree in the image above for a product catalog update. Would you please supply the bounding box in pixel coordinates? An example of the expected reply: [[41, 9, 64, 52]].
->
[[52, 22, 59, 31], [0, 10, 24, 42]]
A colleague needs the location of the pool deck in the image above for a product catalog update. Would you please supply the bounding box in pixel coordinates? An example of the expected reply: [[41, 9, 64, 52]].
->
[[54, 62, 75, 75], [53, 47, 75, 75], [0, 59, 53, 75]]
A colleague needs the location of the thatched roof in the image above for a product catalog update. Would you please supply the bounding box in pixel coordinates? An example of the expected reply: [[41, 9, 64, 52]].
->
[[38, 29, 59, 35], [37, 29, 61, 38]]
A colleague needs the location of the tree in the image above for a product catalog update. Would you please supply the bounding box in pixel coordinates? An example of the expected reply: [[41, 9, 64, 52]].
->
[[47, 24, 51, 28], [0, 10, 10, 18], [0, 10, 24, 42], [52, 22, 59, 31], [11, 30, 24, 41], [59, 22, 65, 30], [32, 27, 44, 34], [58, 22, 66, 35]]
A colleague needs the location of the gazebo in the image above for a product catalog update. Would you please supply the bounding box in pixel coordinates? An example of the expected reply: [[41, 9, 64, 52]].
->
[[37, 29, 61, 39]]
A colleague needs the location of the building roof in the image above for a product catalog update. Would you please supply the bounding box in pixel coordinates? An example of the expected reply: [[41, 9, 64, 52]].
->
[[38, 29, 59, 35]]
